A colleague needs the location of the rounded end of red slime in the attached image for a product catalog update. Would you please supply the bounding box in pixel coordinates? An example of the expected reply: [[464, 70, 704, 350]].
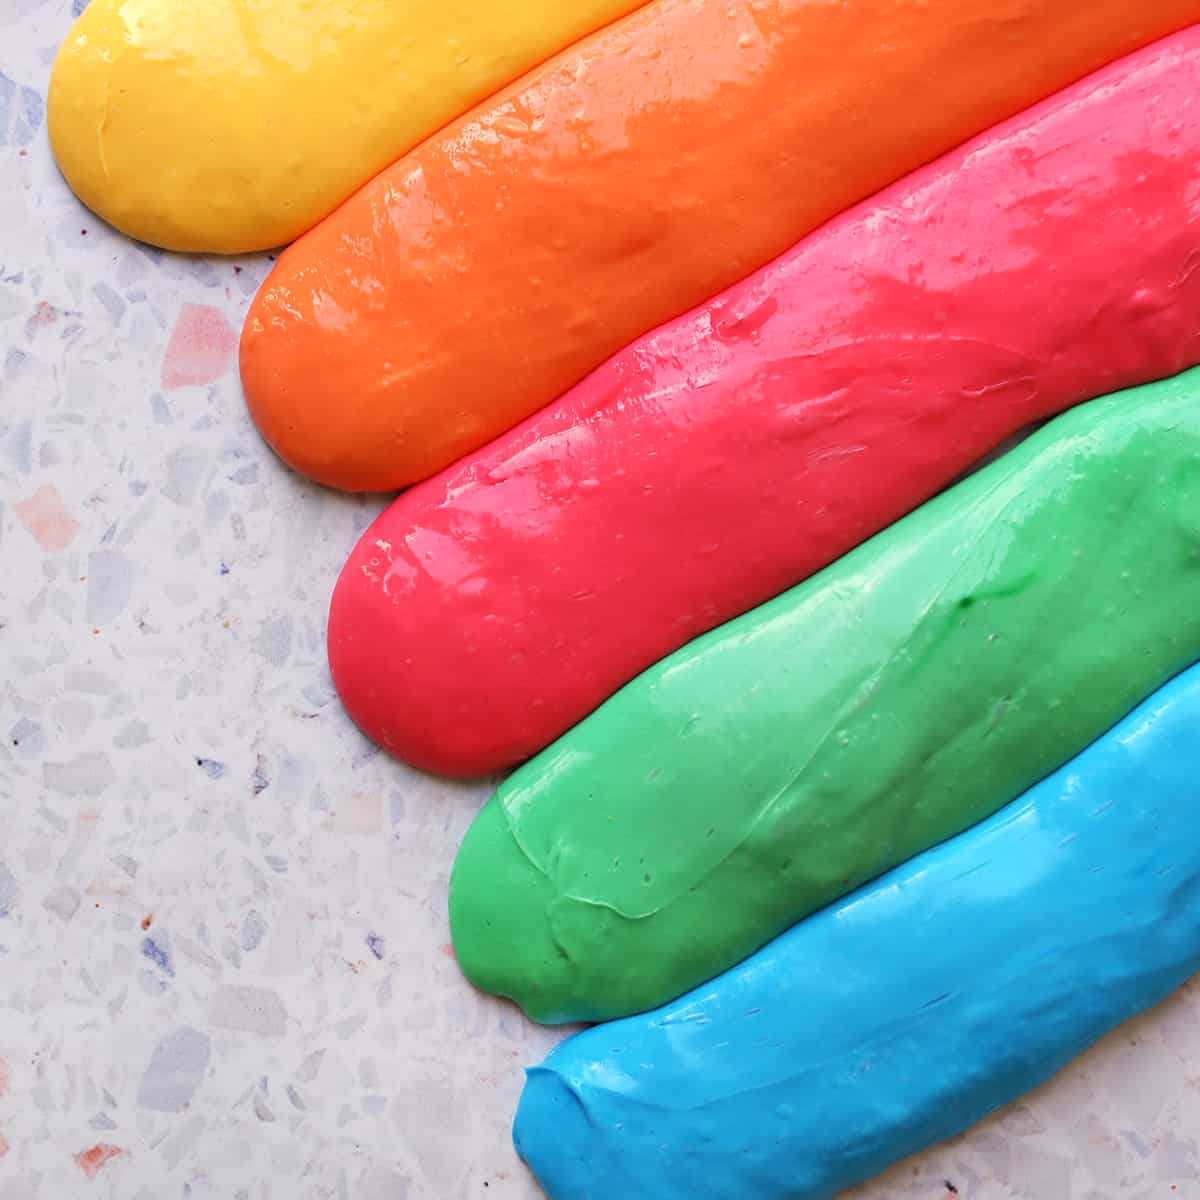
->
[[328, 573, 508, 780], [327, 500, 598, 779]]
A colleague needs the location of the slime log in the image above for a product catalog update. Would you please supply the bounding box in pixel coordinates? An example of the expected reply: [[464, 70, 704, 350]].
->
[[239, 0, 1200, 488]]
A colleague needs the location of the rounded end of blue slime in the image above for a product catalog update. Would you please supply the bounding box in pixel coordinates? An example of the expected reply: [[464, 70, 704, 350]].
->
[[513, 1066, 601, 1200]]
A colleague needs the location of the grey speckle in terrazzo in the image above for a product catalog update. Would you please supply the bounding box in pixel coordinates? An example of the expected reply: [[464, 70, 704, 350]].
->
[[137, 1027, 211, 1114], [3, 2, 1200, 1199]]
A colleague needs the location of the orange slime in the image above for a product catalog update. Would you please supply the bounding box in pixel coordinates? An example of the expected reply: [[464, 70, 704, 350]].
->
[[241, 0, 1200, 492]]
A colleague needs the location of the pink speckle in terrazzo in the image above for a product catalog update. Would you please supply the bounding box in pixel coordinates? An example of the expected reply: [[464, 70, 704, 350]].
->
[[26, 300, 57, 331], [14, 485, 80, 552], [73, 1144, 125, 1179], [161, 303, 237, 390]]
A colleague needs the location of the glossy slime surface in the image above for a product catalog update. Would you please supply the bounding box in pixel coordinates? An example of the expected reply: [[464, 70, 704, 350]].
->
[[329, 30, 1200, 778], [47, 0, 647, 253], [238, 0, 1200, 492], [449, 370, 1200, 1024], [513, 666, 1200, 1200]]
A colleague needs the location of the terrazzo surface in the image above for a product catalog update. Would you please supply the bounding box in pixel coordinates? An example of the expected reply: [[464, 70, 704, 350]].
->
[[2, 2, 1200, 1197]]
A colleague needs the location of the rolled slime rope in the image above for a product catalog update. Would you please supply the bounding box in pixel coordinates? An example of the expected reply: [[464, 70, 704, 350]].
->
[[239, 0, 1200, 490], [512, 665, 1200, 1200], [48, 0, 648, 253], [449, 368, 1200, 1023], [329, 29, 1200, 777]]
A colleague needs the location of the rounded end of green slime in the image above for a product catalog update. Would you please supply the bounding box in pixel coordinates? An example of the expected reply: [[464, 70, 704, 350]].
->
[[449, 798, 577, 1025]]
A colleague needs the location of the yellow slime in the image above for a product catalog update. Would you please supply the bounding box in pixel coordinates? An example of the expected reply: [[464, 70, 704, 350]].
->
[[48, 0, 646, 254]]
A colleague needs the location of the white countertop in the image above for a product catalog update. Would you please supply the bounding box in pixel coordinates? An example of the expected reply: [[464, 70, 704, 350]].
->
[[2, 2, 1198, 1196]]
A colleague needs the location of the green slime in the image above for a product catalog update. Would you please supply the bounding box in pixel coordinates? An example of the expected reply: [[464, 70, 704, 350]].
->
[[449, 369, 1200, 1024]]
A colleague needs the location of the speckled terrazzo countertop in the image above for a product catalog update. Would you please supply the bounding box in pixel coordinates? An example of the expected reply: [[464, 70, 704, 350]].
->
[[2, 3, 1199, 1198]]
